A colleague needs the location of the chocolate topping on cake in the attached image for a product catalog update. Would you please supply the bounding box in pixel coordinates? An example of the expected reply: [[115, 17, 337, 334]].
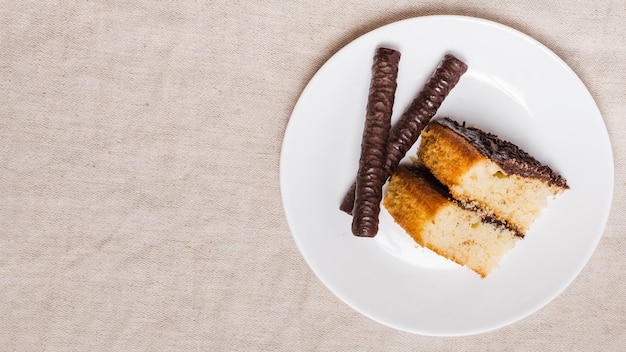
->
[[435, 118, 569, 189]]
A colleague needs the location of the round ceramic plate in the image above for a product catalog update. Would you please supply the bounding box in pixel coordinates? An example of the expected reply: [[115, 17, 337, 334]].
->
[[280, 15, 613, 336]]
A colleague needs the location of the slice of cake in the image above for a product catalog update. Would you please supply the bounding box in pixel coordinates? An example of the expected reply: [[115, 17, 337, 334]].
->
[[384, 165, 521, 278], [417, 118, 569, 235]]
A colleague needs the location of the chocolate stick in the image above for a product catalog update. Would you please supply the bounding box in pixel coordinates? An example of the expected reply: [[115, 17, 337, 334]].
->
[[341, 54, 468, 215], [351, 47, 401, 237]]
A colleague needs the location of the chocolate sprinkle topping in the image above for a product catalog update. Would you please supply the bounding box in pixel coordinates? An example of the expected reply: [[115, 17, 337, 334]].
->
[[435, 117, 569, 189]]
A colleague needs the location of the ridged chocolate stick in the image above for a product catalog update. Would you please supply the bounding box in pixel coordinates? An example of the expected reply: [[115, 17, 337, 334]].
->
[[351, 47, 401, 237], [341, 54, 468, 215]]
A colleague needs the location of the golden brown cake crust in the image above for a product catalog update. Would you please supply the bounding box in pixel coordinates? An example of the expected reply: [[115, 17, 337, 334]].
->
[[383, 167, 448, 244], [417, 121, 485, 187]]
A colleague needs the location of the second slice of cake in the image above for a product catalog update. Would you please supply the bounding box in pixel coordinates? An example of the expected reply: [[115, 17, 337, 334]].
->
[[384, 165, 521, 278], [418, 118, 569, 235]]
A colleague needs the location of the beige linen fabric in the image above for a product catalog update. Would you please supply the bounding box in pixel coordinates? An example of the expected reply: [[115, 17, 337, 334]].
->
[[1, 1, 625, 350]]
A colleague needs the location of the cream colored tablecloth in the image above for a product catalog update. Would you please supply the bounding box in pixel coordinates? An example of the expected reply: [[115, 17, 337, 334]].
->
[[1, 1, 624, 350]]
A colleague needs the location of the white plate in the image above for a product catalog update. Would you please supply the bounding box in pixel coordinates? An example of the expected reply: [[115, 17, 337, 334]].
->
[[280, 15, 613, 336]]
